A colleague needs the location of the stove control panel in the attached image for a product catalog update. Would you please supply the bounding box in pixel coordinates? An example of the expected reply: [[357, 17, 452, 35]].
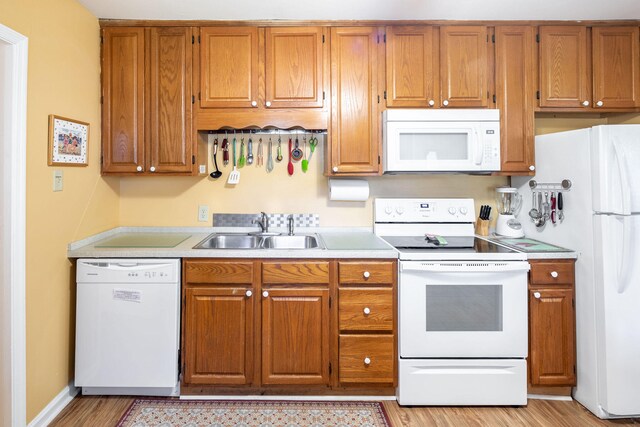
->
[[374, 198, 476, 223]]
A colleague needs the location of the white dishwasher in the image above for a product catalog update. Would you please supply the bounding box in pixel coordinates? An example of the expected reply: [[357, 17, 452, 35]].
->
[[75, 258, 180, 396]]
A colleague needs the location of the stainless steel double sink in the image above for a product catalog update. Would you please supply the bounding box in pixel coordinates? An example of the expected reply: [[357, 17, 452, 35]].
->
[[193, 233, 325, 250]]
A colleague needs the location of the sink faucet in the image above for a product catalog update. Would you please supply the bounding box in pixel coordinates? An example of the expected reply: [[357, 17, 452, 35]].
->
[[252, 212, 270, 233], [287, 214, 295, 236]]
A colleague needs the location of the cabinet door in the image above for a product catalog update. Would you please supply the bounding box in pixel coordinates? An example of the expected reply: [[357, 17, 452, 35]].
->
[[592, 26, 640, 109], [200, 27, 259, 108], [101, 27, 145, 173], [262, 288, 330, 385], [529, 287, 576, 386], [329, 27, 383, 175], [439, 26, 489, 108], [183, 287, 254, 385], [265, 27, 324, 108], [148, 27, 193, 173], [539, 26, 590, 108], [385, 26, 437, 108], [495, 26, 536, 174]]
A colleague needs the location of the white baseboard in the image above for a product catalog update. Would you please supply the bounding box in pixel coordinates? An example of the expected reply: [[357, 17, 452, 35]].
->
[[28, 382, 79, 427], [528, 393, 573, 401]]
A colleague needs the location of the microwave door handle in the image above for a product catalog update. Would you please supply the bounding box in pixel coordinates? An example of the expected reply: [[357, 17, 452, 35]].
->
[[473, 128, 483, 165]]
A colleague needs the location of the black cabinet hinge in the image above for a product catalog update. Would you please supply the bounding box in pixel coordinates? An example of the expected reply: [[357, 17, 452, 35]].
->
[[536, 34, 540, 43], [384, 34, 386, 43], [100, 36, 103, 44], [572, 298, 575, 308], [322, 34, 325, 43], [377, 95, 380, 103], [329, 363, 332, 375], [378, 155, 381, 165], [192, 95, 195, 104], [384, 91, 387, 100], [492, 34, 495, 43], [322, 91, 325, 101], [493, 94, 496, 103], [329, 297, 331, 309], [536, 91, 540, 100], [101, 154, 103, 165], [198, 35, 201, 43], [192, 35, 195, 44], [192, 155, 196, 165]]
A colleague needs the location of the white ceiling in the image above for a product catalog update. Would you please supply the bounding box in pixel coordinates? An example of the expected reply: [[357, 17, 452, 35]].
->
[[78, 0, 640, 21]]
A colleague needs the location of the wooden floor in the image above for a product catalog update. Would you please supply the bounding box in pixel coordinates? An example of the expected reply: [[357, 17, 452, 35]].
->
[[50, 395, 640, 427]]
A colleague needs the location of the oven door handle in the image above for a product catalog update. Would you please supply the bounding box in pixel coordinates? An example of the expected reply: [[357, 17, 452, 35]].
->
[[401, 262, 530, 273]]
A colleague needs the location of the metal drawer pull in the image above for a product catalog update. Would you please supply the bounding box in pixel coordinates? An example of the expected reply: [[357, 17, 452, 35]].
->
[[550, 271, 559, 278], [363, 307, 371, 315], [364, 357, 371, 365], [534, 292, 541, 299], [363, 271, 370, 278], [262, 291, 269, 298], [245, 290, 252, 297]]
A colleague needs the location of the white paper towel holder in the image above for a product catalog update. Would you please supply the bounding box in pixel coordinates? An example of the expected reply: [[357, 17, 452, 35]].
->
[[328, 179, 370, 202]]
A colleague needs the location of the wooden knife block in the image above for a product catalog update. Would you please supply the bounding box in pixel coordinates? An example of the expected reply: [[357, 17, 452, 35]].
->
[[475, 219, 490, 236]]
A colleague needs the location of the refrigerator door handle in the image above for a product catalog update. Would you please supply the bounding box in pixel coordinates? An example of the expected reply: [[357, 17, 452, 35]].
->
[[612, 139, 632, 215], [617, 215, 634, 294]]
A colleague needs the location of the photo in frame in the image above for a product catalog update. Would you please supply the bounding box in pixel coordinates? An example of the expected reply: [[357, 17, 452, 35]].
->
[[48, 115, 89, 166]]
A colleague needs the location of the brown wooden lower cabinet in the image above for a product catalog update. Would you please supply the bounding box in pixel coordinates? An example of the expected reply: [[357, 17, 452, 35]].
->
[[182, 258, 397, 393], [528, 259, 576, 388], [261, 287, 330, 385]]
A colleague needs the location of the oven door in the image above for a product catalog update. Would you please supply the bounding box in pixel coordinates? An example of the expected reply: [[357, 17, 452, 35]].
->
[[399, 260, 529, 358]]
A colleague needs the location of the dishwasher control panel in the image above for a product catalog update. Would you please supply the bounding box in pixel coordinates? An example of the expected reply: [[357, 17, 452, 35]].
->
[[76, 259, 180, 283]]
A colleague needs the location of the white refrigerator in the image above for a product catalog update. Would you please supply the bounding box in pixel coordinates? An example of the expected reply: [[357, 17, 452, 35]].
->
[[513, 125, 640, 419]]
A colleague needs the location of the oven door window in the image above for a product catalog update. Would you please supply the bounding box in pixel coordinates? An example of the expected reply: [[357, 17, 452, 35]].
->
[[425, 285, 503, 332]]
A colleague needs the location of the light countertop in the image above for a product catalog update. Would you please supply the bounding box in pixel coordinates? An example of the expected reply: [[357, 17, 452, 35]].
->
[[67, 227, 398, 259], [487, 236, 578, 260]]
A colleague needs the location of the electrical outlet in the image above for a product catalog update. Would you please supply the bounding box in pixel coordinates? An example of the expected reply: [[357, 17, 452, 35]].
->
[[199, 164, 206, 174], [198, 205, 209, 222], [53, 170, 63, 192]]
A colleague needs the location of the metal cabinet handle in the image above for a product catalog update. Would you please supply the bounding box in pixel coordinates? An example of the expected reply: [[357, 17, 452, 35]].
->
[[245, 290, 253, 297], [442, 100, 449, 106], [529, 165, 535, 171], [582, 100, 590, 107], [534, 292, 541, 299], [332, 166, 338, 173], [136, 166, 143, 172], [364, 357, 371, 365], [550, 271, 559, 278], [363, 271, 370, 279], [149, 166, 156, 172], [428, 99, 435, 107], [265, 101, 272, 107], [596, 101, 604, 107], [251, 101, 258, 107], [363, 307, 371, 315], [262, 291, 269, 298]]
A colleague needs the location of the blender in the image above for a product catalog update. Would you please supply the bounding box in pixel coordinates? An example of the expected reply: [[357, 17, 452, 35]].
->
[[495, 187, 524, 237]]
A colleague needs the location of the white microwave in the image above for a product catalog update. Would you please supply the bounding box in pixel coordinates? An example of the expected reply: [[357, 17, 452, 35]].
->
[[383, 109, 501, 173]]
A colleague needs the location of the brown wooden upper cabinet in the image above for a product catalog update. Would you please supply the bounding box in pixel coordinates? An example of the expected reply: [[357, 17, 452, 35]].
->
[[199, 26, 326, 110], [329, 27, 384, 175], [440, 26, 490, 108], [101, 27, 194, 175], [539, 25, 640, 110]]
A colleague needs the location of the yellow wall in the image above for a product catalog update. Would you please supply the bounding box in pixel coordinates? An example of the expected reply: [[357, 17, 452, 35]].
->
[[0, 0, 119, 421], [119, 134, 509, 227]]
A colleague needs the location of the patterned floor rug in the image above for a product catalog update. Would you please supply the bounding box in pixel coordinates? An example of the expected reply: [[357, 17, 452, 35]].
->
[[117, 399, 391, 427]]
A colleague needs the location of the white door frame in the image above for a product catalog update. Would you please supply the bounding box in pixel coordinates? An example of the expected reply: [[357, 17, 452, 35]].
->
[[0, 23, 28, 427]]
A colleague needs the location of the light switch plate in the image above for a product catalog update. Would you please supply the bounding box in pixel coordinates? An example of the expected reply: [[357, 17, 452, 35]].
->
[[53, 170, 63, 192]]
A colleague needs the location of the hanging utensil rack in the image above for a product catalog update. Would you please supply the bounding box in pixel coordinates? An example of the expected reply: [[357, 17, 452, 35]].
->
[[528, 179, 572, 192]]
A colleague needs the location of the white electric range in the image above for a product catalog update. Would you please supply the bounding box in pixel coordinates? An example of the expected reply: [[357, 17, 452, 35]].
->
[[374, 198, 530, 406]]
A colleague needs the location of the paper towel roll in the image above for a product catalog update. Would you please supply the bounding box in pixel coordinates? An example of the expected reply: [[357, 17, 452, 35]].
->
[[328, 179, 370, 201]]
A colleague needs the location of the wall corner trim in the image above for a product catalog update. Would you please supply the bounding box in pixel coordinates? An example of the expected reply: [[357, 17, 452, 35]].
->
[[27, 382, 79, 427]]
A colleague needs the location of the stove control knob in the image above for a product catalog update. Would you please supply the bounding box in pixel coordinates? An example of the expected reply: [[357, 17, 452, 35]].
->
[[395, 206, 405, 215], [384, 206, 393, 215], [448, 207, 456, 215], [459, 207, 468, 215]]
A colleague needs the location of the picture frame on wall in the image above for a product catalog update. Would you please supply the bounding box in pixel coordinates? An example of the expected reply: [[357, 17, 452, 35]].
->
[[48, 114, 89, 166]]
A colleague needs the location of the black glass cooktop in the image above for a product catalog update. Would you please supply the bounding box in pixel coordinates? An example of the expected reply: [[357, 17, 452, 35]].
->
[[382, 236, 518, 254]]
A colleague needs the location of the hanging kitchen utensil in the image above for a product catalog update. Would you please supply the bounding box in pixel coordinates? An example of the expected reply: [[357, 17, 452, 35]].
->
[[551, 192, 557, 224], [238, 136, 246, 168], [221, 137, 229, 166], [291, 137, 303, 161], [276, 136, 283, 162], [247, 135, 254, 165], [542, 192, 550, 220], [301, 136, 309, 173], [529, 191, 539, 220], [256, 137, 263, 166], [558, 192, 564, 222], [287, 138, 294, 176], [227, 136, 240, 184], [308, 134, 318, 162], [266, 137, 274, 173], [209, 137, 222, 179]]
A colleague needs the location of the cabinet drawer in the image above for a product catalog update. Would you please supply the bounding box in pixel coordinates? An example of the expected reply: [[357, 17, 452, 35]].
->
[[530, 261, 575, 285], [338, 261, 394, 285], [339, 335, 394, 384], [339, 288, 393, 332], [184, 260, 253, 284], [262, 261, 329, 284]]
